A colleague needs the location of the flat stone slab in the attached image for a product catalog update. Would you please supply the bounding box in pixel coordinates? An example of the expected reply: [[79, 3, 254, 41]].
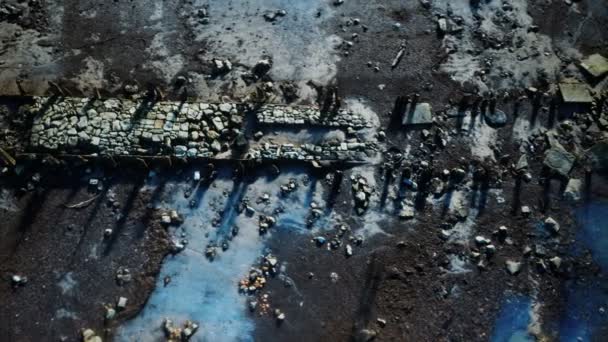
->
[[580, 54, 608, 79], [559, 83, 593, 104], [402, 103, 433, 125]]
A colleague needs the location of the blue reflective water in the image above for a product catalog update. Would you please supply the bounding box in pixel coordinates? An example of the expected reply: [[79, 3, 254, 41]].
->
[[560, 200, 608, 342], [575, 201, 608, 272], [116, 167, 322, 341], [491, 295, 534, 342], [560, 278, 608, 342]]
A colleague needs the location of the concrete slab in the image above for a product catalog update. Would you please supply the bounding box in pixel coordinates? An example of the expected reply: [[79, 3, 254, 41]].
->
[[580, 54, 608, 79], [559, 83, 593, 104], [402, 103, 433, 126]]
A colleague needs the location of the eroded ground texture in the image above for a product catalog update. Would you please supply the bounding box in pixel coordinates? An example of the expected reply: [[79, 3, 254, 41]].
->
[[1, 0, 608, 341]]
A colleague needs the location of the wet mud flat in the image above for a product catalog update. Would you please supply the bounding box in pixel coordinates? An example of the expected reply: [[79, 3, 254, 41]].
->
[[0, 0, 607, 341], [253, 170, 607, 341], [1, 158, 607, 341]]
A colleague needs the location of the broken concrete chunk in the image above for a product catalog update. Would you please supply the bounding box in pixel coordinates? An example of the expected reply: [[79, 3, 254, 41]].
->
[[550, 256, 563, 270], [544, 217, 560, 234], [516, 154, 528, 171], [544, 145, 575, 177], [564, 178, 582, 202], [437, 18, 448, 34], [398, 206, 415, 220], [117, 296, 128, 310], [505, 260, 522, 275]]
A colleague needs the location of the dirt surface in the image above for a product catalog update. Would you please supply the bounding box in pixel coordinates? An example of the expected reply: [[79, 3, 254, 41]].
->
[[0, 164, 170, 341], [0, 0, 608, 341]]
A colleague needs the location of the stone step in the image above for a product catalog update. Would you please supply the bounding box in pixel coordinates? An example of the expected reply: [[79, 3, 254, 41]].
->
[[257, 104, 373, 129]]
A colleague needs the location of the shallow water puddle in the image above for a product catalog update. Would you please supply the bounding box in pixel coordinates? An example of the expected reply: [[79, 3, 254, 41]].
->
[[117, 167, 324, 341], [491, 295, 534, 342], [559, 201, 608, 341]]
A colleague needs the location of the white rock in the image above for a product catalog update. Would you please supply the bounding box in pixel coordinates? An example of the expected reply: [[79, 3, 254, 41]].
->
[[544, 217, 560, 234], [117, 296, 128, 310], [564, 179, 582, 201], [506, 260, 522, 275], [219, 103, 232, 113]]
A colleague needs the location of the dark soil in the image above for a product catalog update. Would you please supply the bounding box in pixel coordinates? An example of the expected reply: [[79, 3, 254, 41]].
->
[[0, 165, 170, 342]]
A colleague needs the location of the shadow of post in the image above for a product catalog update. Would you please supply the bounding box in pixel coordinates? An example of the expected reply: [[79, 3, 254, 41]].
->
[[351, 250, 384, 341]]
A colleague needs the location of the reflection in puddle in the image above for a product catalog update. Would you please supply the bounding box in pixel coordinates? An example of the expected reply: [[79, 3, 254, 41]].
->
[[560, 201, 608, 341], [117, 167, 323, 341], [491, 294, 534, 342]]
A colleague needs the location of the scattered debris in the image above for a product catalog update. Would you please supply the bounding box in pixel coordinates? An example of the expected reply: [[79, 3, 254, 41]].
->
[[544, 144, 575, 177], [544, 217, 560, 234], [64, 195, 99, 209], [11, 274, 27, 287], [351, 174, 372, 215], [115, 267, 132, 285], [163, 318, 199, 342], [239, 253, 279, 294], [263, 10, 287, 22], [484, 109, 508, 127], [506, 260, 522, 275], [116, 296, 128, 310], [355, 328, 377, 342], [391, 46, 406, 69], [82, 329, 102, 342]]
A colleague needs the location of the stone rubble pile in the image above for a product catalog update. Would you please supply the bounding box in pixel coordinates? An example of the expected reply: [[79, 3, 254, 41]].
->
[[238, 253, 279, 294], [29, 97, 243, 158], [257, 104, 372, 129], [162, 318, 199, 342], [247, 141, 377, 161], [351, 174, 373, 215]]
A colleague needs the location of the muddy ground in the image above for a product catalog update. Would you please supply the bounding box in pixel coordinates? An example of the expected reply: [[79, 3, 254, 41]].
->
[[0, 0, 608, 341], [0, 165, 170, 341]]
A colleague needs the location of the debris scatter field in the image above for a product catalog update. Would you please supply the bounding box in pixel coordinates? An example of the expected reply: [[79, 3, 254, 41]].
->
[[0, 1, 608, 342]]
